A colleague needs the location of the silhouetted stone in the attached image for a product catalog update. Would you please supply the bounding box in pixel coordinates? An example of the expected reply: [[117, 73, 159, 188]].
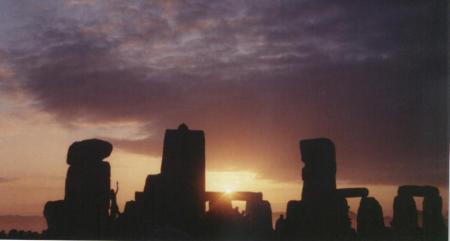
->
[[290, 138, 353, 240], [398, 185, 440, 197], [162, 124, 205, 230], [209, 195, 233, 215], [284, 200, 305, 239], [42, 139, 113, 239], [275, 214, 286, 241], [246, 200, 273, 239], [37, 127, 448, 241], [136, 124, 205, 236], [66, 139, 112, 165], [423, 193, 446, 241], [337, 188, 369, 198], [43, 200, 65, 239], [357, 197, 386, 239], [41, 139, 114, 239], [300, 138, 336, 202], [64, 160, 111, 238], [393, 185, 447, 241], [160, 123, 205, 225], [392, 192, 419, 235], [203, 191, 274, 240], [115, 201, 142, 239]]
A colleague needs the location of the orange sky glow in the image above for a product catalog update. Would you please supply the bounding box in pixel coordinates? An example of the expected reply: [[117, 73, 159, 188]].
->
[[0, 98, 447, 218]]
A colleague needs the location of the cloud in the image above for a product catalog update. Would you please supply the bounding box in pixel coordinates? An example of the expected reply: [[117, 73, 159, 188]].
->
[[0, 0, 447, 186]]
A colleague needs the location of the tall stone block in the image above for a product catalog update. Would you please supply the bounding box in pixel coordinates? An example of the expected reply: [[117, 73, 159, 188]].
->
[[138, 124, 205, 235], [295, 138, 352, 238], [300, 138, 336, 202], [423, 194, 445, 241], [392, 194, 418, 234], [160, 123, 205, 226], [64, 139, 112, 239], [357, 197, 385, 238], [43, 200, 65, 239], [246, 200, 273, 239]]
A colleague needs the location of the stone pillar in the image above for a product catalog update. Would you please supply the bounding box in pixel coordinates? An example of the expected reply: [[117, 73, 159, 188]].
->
[[423, 189, 446, 241], [300, 138, 336, 202], [392, 194, 418, 235], [246, 200, 273, 239], [43, 200, 65, 239], [357, 197, 385, 238], [141, 124, 205, 234], [63, 139, 112, 239], [297, 138, 352, 239]]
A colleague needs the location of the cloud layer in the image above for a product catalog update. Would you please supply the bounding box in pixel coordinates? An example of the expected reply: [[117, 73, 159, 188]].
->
[[0, 0, 447, 186]]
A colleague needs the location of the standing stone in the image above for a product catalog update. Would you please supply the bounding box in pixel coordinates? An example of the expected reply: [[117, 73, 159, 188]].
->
[[160, 123, 205, 230], [392, 185, 447, 241], [357, 197, 386, 239], [300, 138, 336, 202], [140, 124, 205, 235], [64, 139, 112, 239], [297, 138, 352, 239], [246, 200, 273, 239], [392, 194, 418, 235], [43, 200, 65, 239], [423, 193, 446, 241]]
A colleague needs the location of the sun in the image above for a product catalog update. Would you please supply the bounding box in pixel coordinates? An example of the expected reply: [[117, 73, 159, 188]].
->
[[225, 188, 233, 194]]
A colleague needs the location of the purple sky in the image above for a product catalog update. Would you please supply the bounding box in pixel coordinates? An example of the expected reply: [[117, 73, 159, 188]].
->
[[0, 0, 447, 215]]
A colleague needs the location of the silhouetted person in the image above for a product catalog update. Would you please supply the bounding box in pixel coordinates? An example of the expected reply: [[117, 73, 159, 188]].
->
[[109, 181, 121, 221]]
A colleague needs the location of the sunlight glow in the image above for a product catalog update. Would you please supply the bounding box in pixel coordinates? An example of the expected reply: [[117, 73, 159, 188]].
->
[[206, 170, 257, 193]]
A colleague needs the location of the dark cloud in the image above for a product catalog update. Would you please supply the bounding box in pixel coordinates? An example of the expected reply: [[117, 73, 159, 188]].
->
[[0, 0, 447, 186]]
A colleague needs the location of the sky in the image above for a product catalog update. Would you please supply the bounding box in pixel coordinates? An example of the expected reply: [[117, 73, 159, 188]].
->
[[0, 0, 447, 218]]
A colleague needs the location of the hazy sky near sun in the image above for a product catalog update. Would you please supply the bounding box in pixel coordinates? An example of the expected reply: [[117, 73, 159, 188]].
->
[[0, 0, 447, 215]]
